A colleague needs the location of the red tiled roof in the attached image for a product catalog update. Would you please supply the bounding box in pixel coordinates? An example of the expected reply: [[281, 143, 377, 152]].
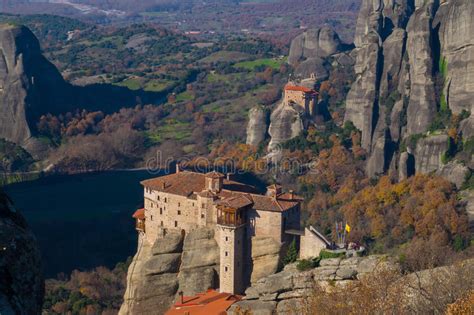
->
[[141, 171, 256, 197], [205, 171, 225, 179], [141, 171, 300, 212], [165, 289, 241, 315], [132, 208, 145, 220], [216, 195, 253, 209], [285, 85, 318, 94]]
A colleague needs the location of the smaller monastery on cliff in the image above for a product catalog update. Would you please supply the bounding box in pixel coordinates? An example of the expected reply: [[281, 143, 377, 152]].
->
[[132, 167, 303, 294]]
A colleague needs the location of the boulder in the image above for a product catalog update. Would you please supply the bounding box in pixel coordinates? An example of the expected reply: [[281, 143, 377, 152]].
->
[[246, 106, 268, 147], [294, 57, 329, 81], [319, 258, 342, 267], [255, 272, 294, 294], [181, 228, 219, 270], [336, 267, 358, 280], [288, 27, 342, 65], [177, 266, 218, 296], [132, 273, 179, 315], [151, 232, 183, 255], [276, 298, 305, 315], [268, 101, 305, 151], [436, 161, 470, 188], [143, 253, 181, 276], [228, 300, 277, 315]]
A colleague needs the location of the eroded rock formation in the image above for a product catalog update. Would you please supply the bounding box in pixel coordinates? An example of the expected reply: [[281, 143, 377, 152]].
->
[[119, 228, 219, 315], [268, 101, 305, 151], [246, 106, 268, 147], [344, 0, 474, 181], [0, 190, 43, 315]]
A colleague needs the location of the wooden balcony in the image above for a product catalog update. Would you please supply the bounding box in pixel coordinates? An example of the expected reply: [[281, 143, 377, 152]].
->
[[217, 206, 244, 227], [136, 219, 145, 232]]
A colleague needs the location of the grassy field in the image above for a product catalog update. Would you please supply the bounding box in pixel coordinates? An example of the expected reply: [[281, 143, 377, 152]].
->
[[234, 57, 286, 70], [146, 119, 193, 144], [115, 77, 142, 90], [175, 91, 194, 102], [199, 51, 252, 63]]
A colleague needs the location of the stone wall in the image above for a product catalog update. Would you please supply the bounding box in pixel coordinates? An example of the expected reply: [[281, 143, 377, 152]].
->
[[228, 255, 392, 315], [300, 228, 327, 259]]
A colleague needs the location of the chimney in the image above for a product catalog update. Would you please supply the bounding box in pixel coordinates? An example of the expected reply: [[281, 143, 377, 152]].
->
[[179, 291, 184, 304], [289, 189, 294, 199], [226, 173, 232, 181], [176, 163, 180, 173], [161, 182, 166, 189]]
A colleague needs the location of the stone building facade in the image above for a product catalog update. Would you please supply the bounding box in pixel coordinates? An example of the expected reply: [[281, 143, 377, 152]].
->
[[134, 169, 302, 294], [284, 84, 318, 116]]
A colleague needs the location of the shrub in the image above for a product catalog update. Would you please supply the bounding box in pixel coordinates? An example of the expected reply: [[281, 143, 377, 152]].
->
[[297, 257, 320, 271], [283, 239, 298, 265], [319, 250, 345, 260]]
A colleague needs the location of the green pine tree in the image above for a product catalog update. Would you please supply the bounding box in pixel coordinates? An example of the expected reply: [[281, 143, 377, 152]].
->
[[283, 239, 298, 265]]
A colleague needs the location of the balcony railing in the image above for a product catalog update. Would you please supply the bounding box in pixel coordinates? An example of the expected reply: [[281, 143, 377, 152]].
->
[[136, 220, 145, 232]]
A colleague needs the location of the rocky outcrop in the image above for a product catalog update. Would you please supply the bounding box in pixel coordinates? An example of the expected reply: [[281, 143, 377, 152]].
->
[[414, 134, 449, 174], [178, 228, 219, 295], [268, 101, 305, 150], [436, 0, 474, 115], [0, 24, 69, 155], [288, 27, 342, 66], [119, 228, 219, 315], [250, 237, 283, 284], [0, 24, 167, 158], [119, 233, 182, 315], [246, 106, 268, 147], [343, 0, 474, 178], [229, 255, 394, 315], [405, 0, 438, 135], [436, 160, 470, 189], [0, 190, 43, 315]]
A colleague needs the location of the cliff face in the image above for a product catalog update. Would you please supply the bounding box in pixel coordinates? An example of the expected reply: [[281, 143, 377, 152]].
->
[[344, 0, 474, 179], [0, 24, 70, 155], [0, 190, 43, 315], [267, 101, 305, 151], [119, 228, 220, 315], [246, 106, 268, 147]]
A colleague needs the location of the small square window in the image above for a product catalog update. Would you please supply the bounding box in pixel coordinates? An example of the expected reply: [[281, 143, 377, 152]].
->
[[178, 202, 181, 207], [157, 195, 160, 201], [178, 210, 181, 215], [150, 215, 153, 221], [225, 237, 228, 241], [160, 221, 163, 226], [160, 208, 163, 215], [225, 251, 228, 257], [201, 214, 205, 219], [225, 266, 228, 272], [174, 221, 178, 227]]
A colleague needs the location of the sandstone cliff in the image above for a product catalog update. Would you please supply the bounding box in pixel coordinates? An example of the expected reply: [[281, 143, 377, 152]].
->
[[228, 255, 394, 315], [246, 106, 269, 147], [119, 228, 220, 315], [0, 24, 166, 158], [267, 101, 305, 151], [344, 0, 474, 181], [0, 24, 70, 156], [0, 190, 43, 315]]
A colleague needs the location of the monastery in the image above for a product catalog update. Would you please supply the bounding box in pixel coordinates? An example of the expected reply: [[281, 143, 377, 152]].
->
[[284, 82, 318, 116], [132, 167, 302, 294]]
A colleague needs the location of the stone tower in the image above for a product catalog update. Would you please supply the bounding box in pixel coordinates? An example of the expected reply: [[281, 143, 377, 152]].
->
[[216, 199, 249, 294]]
